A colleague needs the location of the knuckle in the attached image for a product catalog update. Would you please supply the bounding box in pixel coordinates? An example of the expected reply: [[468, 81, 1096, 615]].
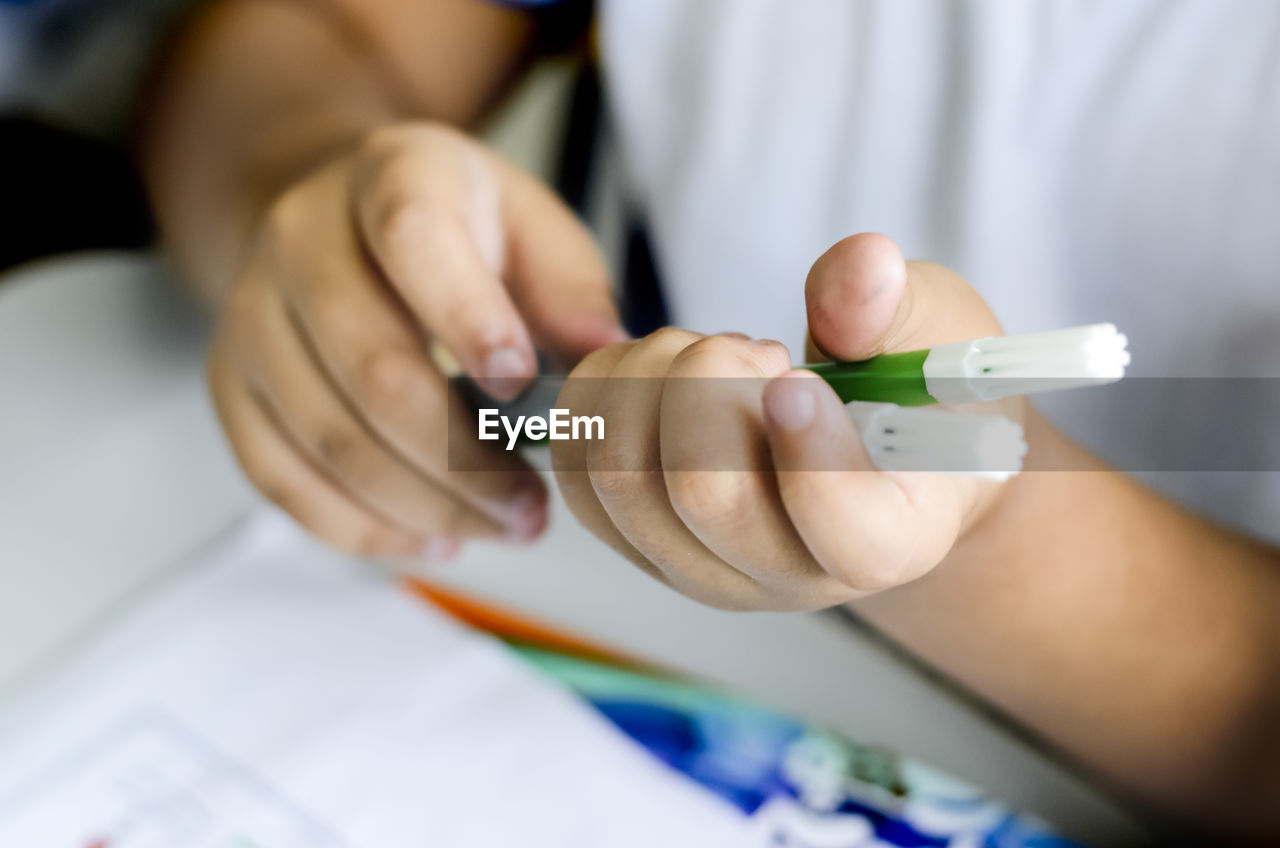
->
[[751, 338, 793, 371], [371, 189, 443, 252], [568, 349, 607, 379], [564, 344, 623, 382], [360, 124, 411, 158], [362, 121, 455, 158], [435, 300, 504, 350], [352, 347, 419, 407], [307, 286, 362, 338], [672, 335, 763, 377], [586, 427, 644, 478], [644, 326, 701, 352], [691, 335, 738, 357], [313, 426, 367, 475], [664, 470, 753, 529], [647, 326, 689, 343], [587, 466, 635, 505]]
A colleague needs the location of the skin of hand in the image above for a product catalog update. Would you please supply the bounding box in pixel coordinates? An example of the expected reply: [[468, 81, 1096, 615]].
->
[[207, 123, 628, 561], [551, 233, 1024, 611], [552, 234, 1280, 838]]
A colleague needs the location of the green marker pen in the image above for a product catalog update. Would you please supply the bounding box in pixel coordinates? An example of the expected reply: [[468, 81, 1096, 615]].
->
[[802, 323, 1130, 406]]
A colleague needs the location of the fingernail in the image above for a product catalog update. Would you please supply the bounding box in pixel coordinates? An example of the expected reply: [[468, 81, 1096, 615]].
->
[[716, 331, 752, 341], [421, 537, 461, 563], [766, 381, 817, 431], [485, 346, 527, 380], [501, 489, 547, 543], [479, 347, 530, 400]]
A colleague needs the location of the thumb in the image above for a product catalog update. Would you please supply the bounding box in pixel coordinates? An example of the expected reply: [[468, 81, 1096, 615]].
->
[[498, 160, 630, 367], [805, 233, 1001, 363]]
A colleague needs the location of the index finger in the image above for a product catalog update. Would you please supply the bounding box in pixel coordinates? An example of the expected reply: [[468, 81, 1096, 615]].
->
[[353, 129, 537, 401], [265, 167, 547, 536]]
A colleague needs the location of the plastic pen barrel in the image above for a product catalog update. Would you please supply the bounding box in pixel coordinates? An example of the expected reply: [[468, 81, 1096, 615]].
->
[[801, 349, 935, 406]]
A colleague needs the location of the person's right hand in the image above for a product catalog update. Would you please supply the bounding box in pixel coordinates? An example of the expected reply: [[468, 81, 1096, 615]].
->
[[208, 123, 627, 561]]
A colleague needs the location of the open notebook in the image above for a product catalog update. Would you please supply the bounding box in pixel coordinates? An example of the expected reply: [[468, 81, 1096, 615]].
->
[[0, 513, 1077, 847]]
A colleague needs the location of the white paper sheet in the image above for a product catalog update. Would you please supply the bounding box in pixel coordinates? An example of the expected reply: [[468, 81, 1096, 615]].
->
[[0, 514, 757, 848]]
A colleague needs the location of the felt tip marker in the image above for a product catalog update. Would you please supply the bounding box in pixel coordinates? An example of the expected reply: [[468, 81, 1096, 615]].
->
[[802, 323, 1130, 406]]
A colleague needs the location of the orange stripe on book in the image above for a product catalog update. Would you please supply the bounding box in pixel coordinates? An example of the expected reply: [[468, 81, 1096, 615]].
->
[[404, 578, 657, 672]]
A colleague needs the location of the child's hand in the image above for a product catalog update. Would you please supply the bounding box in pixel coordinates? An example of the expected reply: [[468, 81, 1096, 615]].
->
[[552, 234, 1022, 611], [207, 123, 626, 559]]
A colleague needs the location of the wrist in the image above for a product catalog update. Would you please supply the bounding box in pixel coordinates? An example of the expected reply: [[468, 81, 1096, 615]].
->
[[952, 407, 1091, 544]]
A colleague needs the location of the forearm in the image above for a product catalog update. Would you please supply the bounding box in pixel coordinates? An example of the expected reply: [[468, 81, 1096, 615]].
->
[[854, 411, 1280, 837], [140, 0, 534, 301]]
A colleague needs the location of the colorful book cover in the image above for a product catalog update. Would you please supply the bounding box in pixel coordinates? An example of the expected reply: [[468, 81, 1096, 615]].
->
[[411, 582, 1083, 848]]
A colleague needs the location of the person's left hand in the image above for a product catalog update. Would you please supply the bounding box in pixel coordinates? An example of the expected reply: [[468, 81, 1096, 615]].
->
[[551, 233, 1021, 611]]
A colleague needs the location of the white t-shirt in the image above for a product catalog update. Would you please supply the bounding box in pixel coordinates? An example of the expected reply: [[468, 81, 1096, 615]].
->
[[597, 0, 1280, 537]]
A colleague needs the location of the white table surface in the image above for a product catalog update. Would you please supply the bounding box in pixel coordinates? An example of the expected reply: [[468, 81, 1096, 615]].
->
[[0, 252, 1148, 845]]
